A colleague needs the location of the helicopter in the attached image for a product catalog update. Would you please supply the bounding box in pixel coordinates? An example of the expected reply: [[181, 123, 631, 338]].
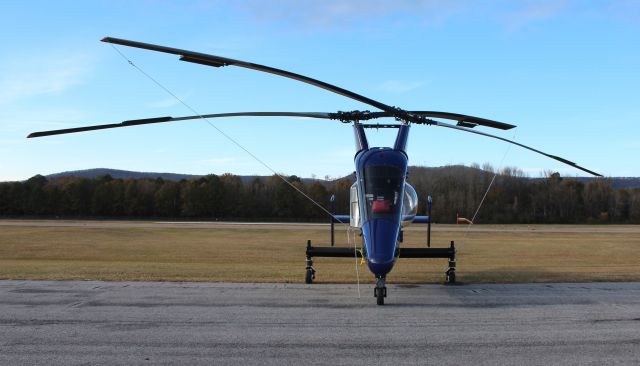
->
[[28, 37, 601, 305]]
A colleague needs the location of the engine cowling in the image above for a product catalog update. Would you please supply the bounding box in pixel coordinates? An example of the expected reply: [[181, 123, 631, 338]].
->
[[349, 182, 361, 227], [401, 183, 418, 227]]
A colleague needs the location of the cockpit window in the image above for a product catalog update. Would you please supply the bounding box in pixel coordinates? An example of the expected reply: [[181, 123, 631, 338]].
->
[[363, 165, 403, 221]]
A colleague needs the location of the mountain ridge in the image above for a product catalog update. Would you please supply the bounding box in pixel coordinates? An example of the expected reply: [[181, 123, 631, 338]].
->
[[42, 167, 640, 189]]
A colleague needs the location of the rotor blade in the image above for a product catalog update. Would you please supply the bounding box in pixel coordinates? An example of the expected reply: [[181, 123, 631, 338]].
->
[[101, 38, 518, 131], [358, 111, 515, 130], [27, 110, 515, 138], [172, 112, 332, 121], [27, 117, 172, 138], [427, 120, 601, 177], [27, 112, 332, 138], [408, 111, 515, 130], [101, 37, 397, 114]]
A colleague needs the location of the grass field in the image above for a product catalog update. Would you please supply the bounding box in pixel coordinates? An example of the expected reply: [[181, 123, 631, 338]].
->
[[1, 221, 639, 283]]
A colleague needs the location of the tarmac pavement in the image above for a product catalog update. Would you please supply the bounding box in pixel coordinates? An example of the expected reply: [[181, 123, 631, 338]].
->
[[1, 281, 639, 365]]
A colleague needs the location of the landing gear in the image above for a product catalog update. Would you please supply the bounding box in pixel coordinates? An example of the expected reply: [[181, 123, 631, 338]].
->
[[302, 195, 460, 304], [445, 241, 457, 285], [446, 267, 456, 284], [374, 277, 387, 305], [305, 253, 315, 284], [305, 268, 315, 284]]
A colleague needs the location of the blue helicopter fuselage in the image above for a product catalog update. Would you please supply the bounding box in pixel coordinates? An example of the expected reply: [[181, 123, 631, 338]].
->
[[355, 146, 408, 278]]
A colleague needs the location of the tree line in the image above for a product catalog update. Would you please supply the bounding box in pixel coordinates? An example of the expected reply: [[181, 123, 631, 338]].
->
[[1, 165, 639, 224]]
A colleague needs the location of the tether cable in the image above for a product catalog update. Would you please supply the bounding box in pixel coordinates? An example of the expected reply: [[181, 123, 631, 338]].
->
[[347, 227, 361, 298], [109, 44, 348, 225], [456, 131, 518, 259]]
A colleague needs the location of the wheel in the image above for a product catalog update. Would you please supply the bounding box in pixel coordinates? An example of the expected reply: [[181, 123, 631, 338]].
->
[[305, 268, 314, 284], [446, 271, 456, 284], [376, 289, 384, 305], [374, 277, 386, 305], [374, 286, 386, 305]]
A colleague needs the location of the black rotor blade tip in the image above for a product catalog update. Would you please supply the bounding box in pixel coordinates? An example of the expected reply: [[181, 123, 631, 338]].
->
[[180, 56, 228, 68], [457, 121, 478, 128], [121, 116, 173, 126], [548, 155, 575, 166]]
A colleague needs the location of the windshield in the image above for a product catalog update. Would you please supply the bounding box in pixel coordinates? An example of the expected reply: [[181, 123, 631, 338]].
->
[[363, 165, 404, 221]]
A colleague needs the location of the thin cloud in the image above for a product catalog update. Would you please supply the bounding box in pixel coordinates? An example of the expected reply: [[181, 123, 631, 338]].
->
[[198, 157, 239, 165], [377, 80, 424, 94], [197, 0, 639, 32], [0, 139, 23, 145], [605, 0, 640, 24], [232, 0, 469, 30], [500, 1, 640, 30], [146, 91, 192, 109], [0, 53, 92, 105], [0, 108, 90, 137], [504, 0, 569, 30]]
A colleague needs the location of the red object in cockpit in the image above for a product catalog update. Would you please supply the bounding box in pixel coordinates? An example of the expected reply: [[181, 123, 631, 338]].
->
[[372, 200, 392, 213]]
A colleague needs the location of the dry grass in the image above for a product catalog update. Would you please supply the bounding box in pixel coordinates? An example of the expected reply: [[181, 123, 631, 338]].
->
[[1, 222, 639, 283]]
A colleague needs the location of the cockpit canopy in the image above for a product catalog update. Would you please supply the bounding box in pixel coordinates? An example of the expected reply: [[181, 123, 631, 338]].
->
[[350, 181, 419, 228], [362, 164, 404, 222]]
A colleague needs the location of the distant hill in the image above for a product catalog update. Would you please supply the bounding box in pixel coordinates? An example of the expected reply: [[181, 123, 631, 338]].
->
[[570, 177, 640, 189], [44, 168, 332, 186], [44, 167, 640, 189], [46, 168, 203, 182]]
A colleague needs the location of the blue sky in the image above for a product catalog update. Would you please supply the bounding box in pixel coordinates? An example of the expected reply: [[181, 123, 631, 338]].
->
[[1, 0, 638, 181]]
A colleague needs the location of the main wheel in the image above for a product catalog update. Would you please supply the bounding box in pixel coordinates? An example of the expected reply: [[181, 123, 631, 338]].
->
[[305, 268, 314, 284], [446, 271, 456, 284]]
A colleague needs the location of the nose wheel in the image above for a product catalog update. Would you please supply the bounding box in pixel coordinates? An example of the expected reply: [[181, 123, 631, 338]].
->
[[374, 277, 387, 305]]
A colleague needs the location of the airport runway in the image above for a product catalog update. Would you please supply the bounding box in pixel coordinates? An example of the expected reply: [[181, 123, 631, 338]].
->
[[1, 281, 639, 365]]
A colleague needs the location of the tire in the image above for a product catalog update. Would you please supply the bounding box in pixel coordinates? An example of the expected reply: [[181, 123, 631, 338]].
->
[[305, 269, 313, 284], [447, 271, 456, 284], [376, 287, 385, 305]]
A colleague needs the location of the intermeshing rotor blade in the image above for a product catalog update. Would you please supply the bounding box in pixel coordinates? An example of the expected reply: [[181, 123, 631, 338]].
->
[[33, 37, 594, 176], [408, 111, 515, 130], [429, 120, 602, 177], [179, 111, 514, 131], [27, 109, 516, 138], [27, 109, 600, 176], [27, 112, 332, 138], [102, 38, 519, 131], [101, 37, 398, 115], [362, 111, 515, 130]]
